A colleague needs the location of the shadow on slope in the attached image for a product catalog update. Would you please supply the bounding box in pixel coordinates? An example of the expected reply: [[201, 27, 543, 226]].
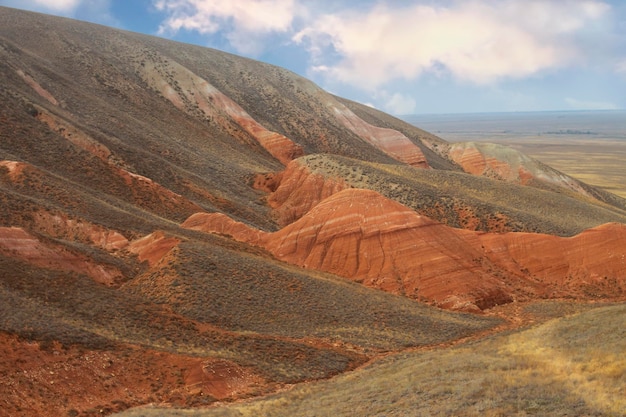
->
[[123, 236, 500, 350], [184, 188, 626, 311]]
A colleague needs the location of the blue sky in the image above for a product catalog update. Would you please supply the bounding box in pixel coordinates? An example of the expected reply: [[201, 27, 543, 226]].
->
[[2, 0, 625, 115]]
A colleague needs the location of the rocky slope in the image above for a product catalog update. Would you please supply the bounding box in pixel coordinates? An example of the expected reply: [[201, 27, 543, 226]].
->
[[0, 6, 625, 416], [254, 155, 626, 235], [183, 188, 626, 311]]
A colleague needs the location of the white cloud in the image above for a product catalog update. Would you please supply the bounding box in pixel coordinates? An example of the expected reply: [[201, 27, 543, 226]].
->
[[294, 0, 612, 88], [154, 0, 298, 55], [32, 0, 81, 12], [150, 0, 620, 111], [0, 0, 119, 25], [381, 92, 416, 115]]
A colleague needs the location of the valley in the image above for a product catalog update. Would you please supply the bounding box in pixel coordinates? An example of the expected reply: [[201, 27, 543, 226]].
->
[[115, 302, 626, 417]]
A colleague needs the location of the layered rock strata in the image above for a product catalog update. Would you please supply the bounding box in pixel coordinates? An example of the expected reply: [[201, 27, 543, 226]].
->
[[182, 189, 626, 311], [331, 102, 429, 168], [260, 160, 350, 226], [139, 55, 303, 165], [0, 226, 124, 286], [448, 142, 592, 197]]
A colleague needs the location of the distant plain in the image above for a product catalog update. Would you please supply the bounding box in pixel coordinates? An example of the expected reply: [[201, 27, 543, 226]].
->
[[405, 110, 626, 198]]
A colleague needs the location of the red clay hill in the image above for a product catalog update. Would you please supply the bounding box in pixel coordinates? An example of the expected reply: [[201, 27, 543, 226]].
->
[[184, 188, 626, 312]]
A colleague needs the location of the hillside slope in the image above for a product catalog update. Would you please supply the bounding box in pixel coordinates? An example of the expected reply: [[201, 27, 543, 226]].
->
[[0, 6, 625, 417], [183, 188, 626, 311], [127, 303, 625, 417]]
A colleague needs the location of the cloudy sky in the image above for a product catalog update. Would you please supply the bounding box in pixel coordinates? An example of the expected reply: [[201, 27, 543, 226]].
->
[[2, 0, 625, 115]]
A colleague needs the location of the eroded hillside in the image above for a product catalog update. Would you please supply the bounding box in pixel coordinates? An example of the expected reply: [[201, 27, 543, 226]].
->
[[0, 6, 625, 417]]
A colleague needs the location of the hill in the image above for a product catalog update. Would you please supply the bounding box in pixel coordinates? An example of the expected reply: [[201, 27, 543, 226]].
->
[[183, 188, 626, 311], [122, 303, 624, 416], [0, 6, 625, 416]]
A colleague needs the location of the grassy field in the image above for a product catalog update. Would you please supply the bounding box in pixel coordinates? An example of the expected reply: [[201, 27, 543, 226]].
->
[[115, 302, 625, 417], [504, 138, 626, 199]]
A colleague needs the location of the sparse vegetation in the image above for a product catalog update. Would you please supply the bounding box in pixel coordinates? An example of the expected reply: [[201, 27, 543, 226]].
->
[[296, 154, 626, 235], [116, 304, 625, 417], [0, 7, 624, 417], [125, 240, 499, 350]]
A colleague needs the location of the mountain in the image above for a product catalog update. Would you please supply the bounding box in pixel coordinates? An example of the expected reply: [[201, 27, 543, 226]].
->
[[0, 6, 625, 416]]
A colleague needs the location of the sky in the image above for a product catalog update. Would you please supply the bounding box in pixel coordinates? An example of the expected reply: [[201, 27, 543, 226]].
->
[[2, 0, 625, 115]]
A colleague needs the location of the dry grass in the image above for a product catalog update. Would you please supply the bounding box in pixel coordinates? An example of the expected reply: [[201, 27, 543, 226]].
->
[[117, 303, 625, 416], [122, 237, 501, 353], [501, 306, 626, 415], [299, 154, 626, 236], [508, 138, 626, 199], [0, 228, 500, 383]]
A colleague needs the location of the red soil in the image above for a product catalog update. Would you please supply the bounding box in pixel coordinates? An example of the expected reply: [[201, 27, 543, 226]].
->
[[264, 160, 350, 226], [127, 231, 181, 267], [35, 110, 112, 163], [184, 358, 265, 400], [140, 59, 303, 165], [15, 69, 59, 106], [264, 189, 512, 310], [182, 213, 265, 245], [252, 171, 284, 193], [0, 227, 123, 286], [0, 160, 29, 182], [182, 189, 626, 311], [0, 332, 264, 417], [214, 95, 304, 165], [448, 142, 592, 197], [470, 223, 626, 299], [29, 209, 128, 251], [331, 102, 429, 168], [3, 126, 203, 219], [37, 109, 197, 211]]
